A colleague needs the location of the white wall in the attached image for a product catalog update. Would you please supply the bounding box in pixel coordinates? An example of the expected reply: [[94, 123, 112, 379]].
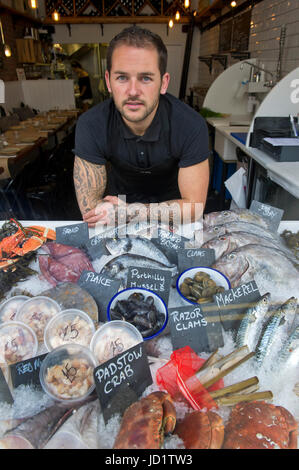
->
[[52, 23, 190, 98], [196, 0, 299, 99]]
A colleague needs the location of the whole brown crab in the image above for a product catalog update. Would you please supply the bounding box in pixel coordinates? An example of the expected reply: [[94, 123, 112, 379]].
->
[[113, 391, 176, 449], [175, 410, 224, 449], [222, 401, 298, 449]]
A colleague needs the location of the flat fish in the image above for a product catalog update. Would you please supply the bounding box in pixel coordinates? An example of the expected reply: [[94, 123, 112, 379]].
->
[[201, 221, 279, 244], [0, 405, 74, 449], [203, 209, 270, 230], [235, 293, 271, 351], [105, 236, 174, 268], [255, 297, 297, 367], [100, 253, 178, 283], [212, 245, 299, 302], [202, 231, 292, 261], [43, 400, 101, 449]]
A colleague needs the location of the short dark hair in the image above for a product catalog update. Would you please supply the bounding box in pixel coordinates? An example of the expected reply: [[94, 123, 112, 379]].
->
[[71, 61, 82, 69], [106, 26, 168, 77]]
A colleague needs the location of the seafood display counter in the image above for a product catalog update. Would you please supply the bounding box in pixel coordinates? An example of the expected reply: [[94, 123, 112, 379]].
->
[[0, 212, 298, 450]]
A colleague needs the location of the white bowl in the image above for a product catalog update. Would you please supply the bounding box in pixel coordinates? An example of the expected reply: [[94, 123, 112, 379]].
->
[[107, 287, 168, 341], [0, 295, 30, 324], [176, 266, 231, 305]]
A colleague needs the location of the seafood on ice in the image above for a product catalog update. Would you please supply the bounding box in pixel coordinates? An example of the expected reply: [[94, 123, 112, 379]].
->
[[38, 242, 94, 286]]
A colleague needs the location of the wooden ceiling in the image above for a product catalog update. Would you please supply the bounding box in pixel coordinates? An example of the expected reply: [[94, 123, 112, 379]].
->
[[43, 0, 229, 25]]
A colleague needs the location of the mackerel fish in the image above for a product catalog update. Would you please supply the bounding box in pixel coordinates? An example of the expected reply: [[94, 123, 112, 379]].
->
[[201, 221, 280, 245], [202, 231, 292, 261], [105, 236, 174, 268], [255, 297, 297, 367], [276, 325, 299, 366], [235, 292, 271, 350], [212, 245, 299, 302], [203, 209, 270, 230]]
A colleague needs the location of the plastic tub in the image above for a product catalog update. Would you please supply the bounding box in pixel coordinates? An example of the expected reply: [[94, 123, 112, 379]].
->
[[44, 309, 96, 351], [39, 343, 97, 405], [0, 321, 38, 365], [0, 296, 30, 324], [90, 320, 143, 365], [16, 296, 61, 342]]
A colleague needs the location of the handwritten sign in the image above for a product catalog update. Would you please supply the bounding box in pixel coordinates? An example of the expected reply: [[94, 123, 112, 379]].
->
[[84, 235, 110, 261], [126, 267, 172, 305], [0, 367, 14, 404], [56, 222, 89, 247], [249, 200, 284, 232], [9, 353, 47, 389], [168, 305, 224, 353], [209, 280, 261, 331], [177, 248, 216, 273], [152, 229, 189, 265], [93, 342, 152, 423], [78, 270, 121, 322]]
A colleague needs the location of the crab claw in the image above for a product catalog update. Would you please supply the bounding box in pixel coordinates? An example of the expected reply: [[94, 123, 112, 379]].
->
[[25, 226, 56, 241]]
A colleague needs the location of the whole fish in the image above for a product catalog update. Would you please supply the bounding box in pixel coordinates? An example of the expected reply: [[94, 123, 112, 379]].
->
[[276, 325, 299, 366], [235, 293, 271, 350], [105, 236, 174, 268], [0, 405, 75, 449], [44, 400, 101, 449], [212, 245, 299, 302], [100, 253, 178, 283], [201, 221, 279, 245], [255, 297, 297, 367], [203, 209, 270, 230], [202, 231, 292, 261]]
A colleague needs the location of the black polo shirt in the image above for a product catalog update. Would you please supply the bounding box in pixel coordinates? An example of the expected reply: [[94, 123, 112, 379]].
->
[[74, 93, 210, 202]]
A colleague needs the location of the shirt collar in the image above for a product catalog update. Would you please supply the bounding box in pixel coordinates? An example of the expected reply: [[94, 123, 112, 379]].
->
[[117, 102, 162, 142]]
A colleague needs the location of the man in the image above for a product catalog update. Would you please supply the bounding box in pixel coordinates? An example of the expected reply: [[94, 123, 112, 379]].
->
[[73, 26, 210, 228], [71, 61, 93, 112]]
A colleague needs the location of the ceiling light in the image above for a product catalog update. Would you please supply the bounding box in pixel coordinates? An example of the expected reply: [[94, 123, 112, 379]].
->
[[175, 11, 180, 20], [231, 1, 237, 7], [4, 45, 12, 57], [168, 19, 174, 28], [29, 0, 38, 8], [184, 0, 190, 8], [52, 10, 60, 21]]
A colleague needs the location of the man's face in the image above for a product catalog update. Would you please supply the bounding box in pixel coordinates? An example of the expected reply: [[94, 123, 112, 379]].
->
[[105, 44, 169, 129]]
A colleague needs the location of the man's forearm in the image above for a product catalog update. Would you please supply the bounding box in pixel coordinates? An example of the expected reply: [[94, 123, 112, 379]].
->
[[125, 198, 204, 227], [73, 156, 107, 216]]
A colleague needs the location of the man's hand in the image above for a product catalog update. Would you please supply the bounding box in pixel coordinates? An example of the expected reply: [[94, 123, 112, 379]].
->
[[83, 195, 127, 228]]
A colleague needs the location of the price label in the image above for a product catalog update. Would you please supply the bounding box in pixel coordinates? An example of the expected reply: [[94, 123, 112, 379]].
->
[[56, 222, 89, 247]]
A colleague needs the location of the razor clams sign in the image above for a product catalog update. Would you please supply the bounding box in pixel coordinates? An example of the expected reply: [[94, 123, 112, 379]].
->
[[93, 342, 152, 423], [168, 305, 224, 353]]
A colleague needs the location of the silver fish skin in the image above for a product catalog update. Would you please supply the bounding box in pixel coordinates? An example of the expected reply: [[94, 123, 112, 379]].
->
[[212, 245, 299, 302], [202, 231, 292, 261], [276, 325, 299, 365], [255, 297, 297, 367], [203, 209, 270, 230], [100, 253, 178, 280], [105, 236, 174, 268], [201, 221, 279, 244], [235, 292, 271, 350]]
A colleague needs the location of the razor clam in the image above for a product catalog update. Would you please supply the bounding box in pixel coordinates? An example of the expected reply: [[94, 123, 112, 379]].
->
[[276, 325, 299, 366], [212, 245, 299, 303], [255, 297, 297, 367], [200, 221, 280, 245], [203, 209, 270, 229], [235, 293, 271, 350], [105, 236, 174, 268]]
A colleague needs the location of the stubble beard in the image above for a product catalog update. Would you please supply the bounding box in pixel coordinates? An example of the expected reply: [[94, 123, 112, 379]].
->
[[112, 91, 161, 124]]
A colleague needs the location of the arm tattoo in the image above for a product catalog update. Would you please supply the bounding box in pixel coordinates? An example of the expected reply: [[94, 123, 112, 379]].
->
[[73, 156, 107, 216]]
